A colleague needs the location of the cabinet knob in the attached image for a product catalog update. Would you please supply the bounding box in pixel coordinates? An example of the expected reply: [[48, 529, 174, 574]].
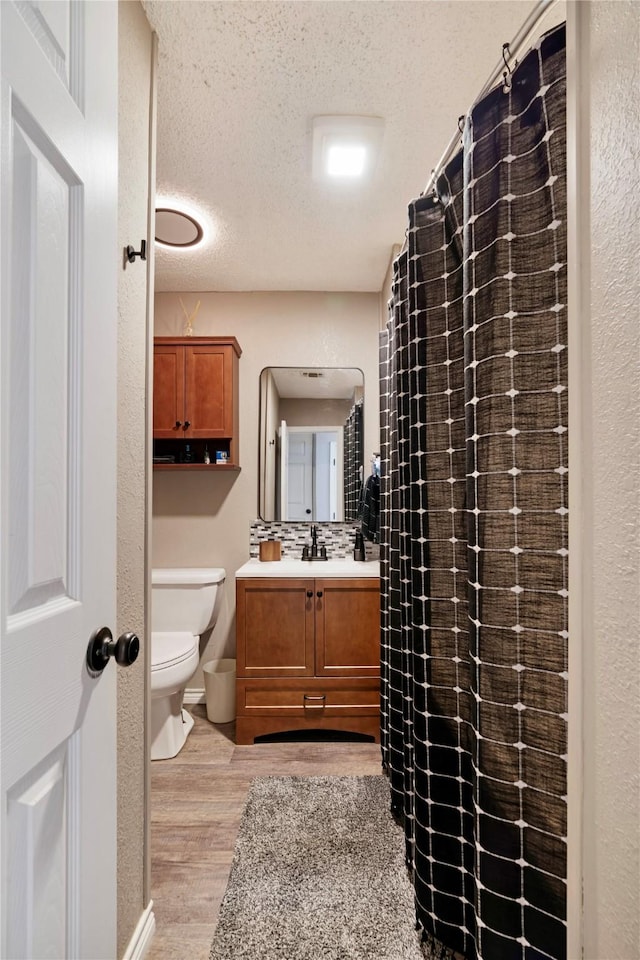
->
[[175, 420, 182, 429], [316, 591, 323, 598], [183, 420, 191, 430], [306, 590, 313, 599]]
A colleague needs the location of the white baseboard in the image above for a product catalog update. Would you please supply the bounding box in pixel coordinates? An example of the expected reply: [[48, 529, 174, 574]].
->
[[184, 687, 206, 705], [122, 900, 156, 960]]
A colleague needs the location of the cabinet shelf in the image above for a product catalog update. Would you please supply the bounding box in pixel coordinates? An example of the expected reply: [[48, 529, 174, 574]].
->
[[152, 462, 241, 472]]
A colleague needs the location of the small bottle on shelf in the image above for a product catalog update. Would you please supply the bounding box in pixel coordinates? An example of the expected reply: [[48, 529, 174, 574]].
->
[[203, 445, 210, 464]]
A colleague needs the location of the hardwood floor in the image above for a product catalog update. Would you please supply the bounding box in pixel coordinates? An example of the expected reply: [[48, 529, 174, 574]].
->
[[148, 705, 383, 959]]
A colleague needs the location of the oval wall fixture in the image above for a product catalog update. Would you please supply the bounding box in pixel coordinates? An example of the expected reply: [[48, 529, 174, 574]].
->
[[155, 208, 203, 248]]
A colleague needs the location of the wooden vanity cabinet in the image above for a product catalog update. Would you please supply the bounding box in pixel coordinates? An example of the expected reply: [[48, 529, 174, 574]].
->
[[235, 576, 380, 744], [153, 337, 241, 468]]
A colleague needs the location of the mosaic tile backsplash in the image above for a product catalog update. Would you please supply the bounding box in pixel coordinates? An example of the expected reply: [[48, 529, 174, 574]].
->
[[249, 521, 359, 558]]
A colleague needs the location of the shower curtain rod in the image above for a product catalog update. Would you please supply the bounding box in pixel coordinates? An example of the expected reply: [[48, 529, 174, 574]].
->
[[421, 0, 559, 199]]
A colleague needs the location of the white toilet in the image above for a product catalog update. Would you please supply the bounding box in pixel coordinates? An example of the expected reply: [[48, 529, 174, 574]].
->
[[151, 567, 226, 760]]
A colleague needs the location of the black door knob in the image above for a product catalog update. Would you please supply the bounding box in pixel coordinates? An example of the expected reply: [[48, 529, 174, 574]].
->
[[305, 508, 311, 514], [183, 420, 191, 429], [87, 627, 140, 674], [306, 590, 313, 598], [316, 591, 323, 598]]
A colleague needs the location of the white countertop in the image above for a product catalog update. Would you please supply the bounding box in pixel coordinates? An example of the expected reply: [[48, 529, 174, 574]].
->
[[236, 558, 380, 579]]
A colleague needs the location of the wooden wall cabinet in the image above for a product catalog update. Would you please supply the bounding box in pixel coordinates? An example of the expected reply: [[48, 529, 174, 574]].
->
[[235, 576, 380, 744], [153, 337, 241, 469]]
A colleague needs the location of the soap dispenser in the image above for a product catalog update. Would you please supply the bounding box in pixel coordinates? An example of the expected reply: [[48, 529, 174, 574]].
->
[[353, 531, 366, 561]]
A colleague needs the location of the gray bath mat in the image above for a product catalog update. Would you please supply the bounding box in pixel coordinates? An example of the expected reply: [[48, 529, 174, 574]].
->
[[209, 775, 425, 960]]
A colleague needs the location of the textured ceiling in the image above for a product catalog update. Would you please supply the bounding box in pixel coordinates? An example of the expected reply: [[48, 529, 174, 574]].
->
[[143, 0, 556, 293]]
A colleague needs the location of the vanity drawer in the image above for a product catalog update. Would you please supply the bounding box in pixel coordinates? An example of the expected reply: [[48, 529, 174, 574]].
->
[[236, 678, 380, 716]]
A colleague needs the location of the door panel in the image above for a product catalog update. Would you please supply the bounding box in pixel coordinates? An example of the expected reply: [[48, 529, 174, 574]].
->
[[8, 106, 80, 616], [1, 2, 119, 956], [14, 0, 82, 104], [315, 578, 380, 677], [7, 740, 75, 958]]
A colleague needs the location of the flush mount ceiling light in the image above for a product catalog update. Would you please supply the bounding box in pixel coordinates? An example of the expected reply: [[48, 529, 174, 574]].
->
[[327, 145, 366, 177], [312, 116, 384, 181], [155, 207, 203, 248]]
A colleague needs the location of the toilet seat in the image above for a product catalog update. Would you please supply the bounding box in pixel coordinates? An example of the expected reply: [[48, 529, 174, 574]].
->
[[152, 631, 198, 670]]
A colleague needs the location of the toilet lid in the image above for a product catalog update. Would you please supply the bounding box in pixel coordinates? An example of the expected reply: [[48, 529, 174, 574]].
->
[[152, 631, 197, 669]]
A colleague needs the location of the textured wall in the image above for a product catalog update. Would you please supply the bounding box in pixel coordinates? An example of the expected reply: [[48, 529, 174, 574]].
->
[[582, 3, 640, 957], [278, 397, 354, 427], [152, 291, 380, 687], [117, 2, 153, 955]]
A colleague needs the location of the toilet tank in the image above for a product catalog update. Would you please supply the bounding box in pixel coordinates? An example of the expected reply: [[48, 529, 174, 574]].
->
[[151, 568, 225, 635]]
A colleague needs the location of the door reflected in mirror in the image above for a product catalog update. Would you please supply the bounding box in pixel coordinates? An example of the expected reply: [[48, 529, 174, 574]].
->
[[259, 367, 364, 522]]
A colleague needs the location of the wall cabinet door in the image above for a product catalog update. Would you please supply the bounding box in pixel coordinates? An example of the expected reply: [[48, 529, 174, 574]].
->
[[153, 344, 185, 438], [184, 343, 234, 438], [314, 578, 380, 678], [236, 578, 315, 678]]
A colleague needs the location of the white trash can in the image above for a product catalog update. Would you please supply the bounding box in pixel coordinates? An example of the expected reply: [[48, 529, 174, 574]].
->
[[203, 658, 236, 724]]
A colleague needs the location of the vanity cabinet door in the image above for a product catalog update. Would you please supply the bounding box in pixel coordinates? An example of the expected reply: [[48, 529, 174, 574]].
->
[[314, 578, 380, 678], [153, 344, 185, 438], [236, 578, 315, 678]]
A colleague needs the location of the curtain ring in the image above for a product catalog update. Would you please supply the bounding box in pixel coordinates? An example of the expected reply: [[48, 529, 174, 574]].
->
[[502, 42, 513, 93], [430, 169, 439, 205]]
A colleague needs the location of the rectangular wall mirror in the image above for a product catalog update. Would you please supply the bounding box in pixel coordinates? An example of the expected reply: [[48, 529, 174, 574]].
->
[[259, 367, 364, 522]]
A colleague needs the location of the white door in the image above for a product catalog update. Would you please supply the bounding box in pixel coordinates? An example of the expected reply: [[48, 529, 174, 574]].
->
[[1, 2, 120, 958], [328, 439, 338, 522], [278, 419, 288, 521], [314, 430, 338, 522], [287, 430, 313, 520]]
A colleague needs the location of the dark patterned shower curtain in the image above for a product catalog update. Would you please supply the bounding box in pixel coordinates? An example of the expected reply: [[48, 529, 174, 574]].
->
[[380, 24, 567, 960], [343, 399, 363, 520]]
